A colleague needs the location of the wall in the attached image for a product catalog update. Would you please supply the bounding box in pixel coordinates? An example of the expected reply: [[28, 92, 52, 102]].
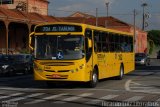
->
[[136, 31, 147, 53], [28, 0, 48, 15], [0, 0, 48, 15]]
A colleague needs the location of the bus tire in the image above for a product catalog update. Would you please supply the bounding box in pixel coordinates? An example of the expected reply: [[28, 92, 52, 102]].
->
[[116, 65, 124, 80], [88, 68, 98, 88]]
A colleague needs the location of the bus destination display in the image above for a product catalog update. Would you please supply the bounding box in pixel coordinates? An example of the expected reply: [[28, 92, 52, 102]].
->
[[35, 24, 82, 32]]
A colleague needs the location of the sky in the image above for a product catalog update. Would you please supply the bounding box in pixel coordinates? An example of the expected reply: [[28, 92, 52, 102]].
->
[[48, 0, 160, 30]]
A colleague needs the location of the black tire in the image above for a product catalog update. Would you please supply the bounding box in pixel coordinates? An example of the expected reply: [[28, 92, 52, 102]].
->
[[88, 68, 98, 88], [116, 65, 124, 80]]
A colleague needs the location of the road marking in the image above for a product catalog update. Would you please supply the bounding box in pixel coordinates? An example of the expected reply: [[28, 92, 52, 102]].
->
[[125, 80, 160, 94], [54, 93, 93, 104], [25, 93, 68, 104], [125, 80, 132, 91], [0, 87, 125, 92], [125, 96, 144, 101], [0, 92, 6, 94], [130, 86, 154, 89], [86, 95, 119, 105], [6, 93, 44, 102], [0, 93, 23, 100], [156, 98, 160, 101], [131, 90, 160, 94]]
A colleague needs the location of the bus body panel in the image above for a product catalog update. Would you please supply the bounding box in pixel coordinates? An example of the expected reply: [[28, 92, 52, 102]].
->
[[33, 59, 92, 82]]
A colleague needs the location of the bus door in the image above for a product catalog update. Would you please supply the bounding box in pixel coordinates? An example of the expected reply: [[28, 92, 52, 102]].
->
[[114, 34, 122, 75], [85, 29, 93, 80]]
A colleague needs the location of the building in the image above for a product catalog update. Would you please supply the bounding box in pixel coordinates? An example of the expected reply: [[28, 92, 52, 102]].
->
[[0, 7, 60, 54], [69, 11, 95, 18], [59, 12, 147, 53], [0, 0, 49, 15]]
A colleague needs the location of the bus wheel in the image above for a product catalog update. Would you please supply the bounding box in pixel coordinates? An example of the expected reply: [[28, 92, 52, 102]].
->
[[117, 65, 124, 80], [88, 69, 98, 88]]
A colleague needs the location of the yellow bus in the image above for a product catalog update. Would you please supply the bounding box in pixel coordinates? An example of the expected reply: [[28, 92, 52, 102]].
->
[[29, 22, 135, 88]]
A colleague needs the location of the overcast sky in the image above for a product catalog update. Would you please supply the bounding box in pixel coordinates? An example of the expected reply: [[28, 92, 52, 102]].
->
[[48, 0, 160, 30]]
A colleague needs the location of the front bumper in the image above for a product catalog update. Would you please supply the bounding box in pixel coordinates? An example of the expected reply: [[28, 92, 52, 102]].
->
[[33, 60, 90, 82]]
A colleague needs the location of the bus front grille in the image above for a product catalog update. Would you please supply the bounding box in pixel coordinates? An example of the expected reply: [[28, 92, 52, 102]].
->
[[40, 62, 74, 66], [58, 70, 70, 72], [45, 70, 56, 72]]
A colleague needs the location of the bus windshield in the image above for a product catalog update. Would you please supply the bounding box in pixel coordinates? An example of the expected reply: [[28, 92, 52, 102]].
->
[[35, 35, 85, 60]]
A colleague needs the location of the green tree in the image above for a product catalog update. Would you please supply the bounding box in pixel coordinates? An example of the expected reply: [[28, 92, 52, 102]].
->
[[147, 30, 160, 46]]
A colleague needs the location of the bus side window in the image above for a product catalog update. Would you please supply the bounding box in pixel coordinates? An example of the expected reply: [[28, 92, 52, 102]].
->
[[94, 31, 98, 52], [109, 33, 115, 52], [102, 32, 109, 52], [129, 36, 133, 52], [94, 31, 102, 52], [115, 34, 120, 52]]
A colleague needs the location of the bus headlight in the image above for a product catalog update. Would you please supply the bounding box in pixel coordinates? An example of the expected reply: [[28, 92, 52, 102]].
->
[[70, 70, 74, 73], [79, 64, 85, 69], [70, 68, 78, 73], [34, 64, 43, 72]]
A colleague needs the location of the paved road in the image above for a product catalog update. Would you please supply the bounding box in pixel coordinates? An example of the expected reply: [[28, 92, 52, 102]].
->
[[0, 59, 160, 107]]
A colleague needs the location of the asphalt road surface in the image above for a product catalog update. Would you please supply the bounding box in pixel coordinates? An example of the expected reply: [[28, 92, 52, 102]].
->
[[0, 59, 160, 107]]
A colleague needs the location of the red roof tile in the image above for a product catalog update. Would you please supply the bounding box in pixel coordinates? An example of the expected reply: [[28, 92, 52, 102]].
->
[[69, 11, 95, 18], [0, 7, 60, 24]]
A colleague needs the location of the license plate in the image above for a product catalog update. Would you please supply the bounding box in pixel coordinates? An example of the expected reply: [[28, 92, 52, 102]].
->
[[52, 74, 61, 78]]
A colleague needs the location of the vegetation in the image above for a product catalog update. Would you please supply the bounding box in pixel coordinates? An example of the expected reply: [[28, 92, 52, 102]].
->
[[147, 30, 160, 46], [147, 30, 160, 54]]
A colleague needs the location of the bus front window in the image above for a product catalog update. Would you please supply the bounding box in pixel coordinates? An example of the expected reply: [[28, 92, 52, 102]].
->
[[35, 35, 84, 60]]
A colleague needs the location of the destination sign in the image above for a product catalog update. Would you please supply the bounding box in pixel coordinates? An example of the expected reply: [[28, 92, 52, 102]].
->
[[35, 24, 82, 32]]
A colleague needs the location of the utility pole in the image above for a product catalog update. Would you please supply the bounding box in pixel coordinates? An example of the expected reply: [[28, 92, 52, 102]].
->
[[141, 3, 148, 30], [133, 9, 137, 53], [106, 2, 109, 17], [96, 8, 98, 26], [105, 2, 109, 28]]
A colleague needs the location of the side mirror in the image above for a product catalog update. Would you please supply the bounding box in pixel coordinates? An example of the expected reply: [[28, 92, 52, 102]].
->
[[29, 32, 35, 51]]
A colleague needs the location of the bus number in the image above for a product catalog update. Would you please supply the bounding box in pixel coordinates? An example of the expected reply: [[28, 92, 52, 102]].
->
[[43, 27, 51, 32]]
